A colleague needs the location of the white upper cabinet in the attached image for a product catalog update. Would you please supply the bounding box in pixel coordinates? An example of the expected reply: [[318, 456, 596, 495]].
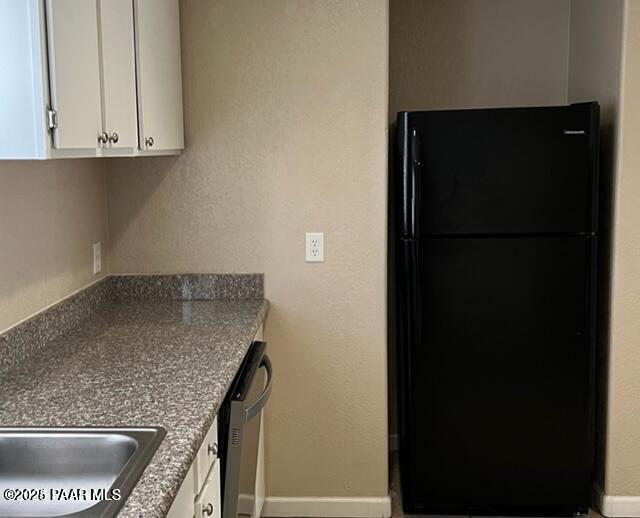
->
[[0, 0, 184, 159], [99, 0, 139, 152], [135, 0, 185, 154], [46, 0, 103, 151]]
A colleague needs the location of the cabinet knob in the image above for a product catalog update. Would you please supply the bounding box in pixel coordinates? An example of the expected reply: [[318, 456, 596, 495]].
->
[[203, 503, 214, 516], [207, 442, 218, 456], [109, 132, 119, 144], [98, 131, 109, 145], [145, 136, 154, 148]]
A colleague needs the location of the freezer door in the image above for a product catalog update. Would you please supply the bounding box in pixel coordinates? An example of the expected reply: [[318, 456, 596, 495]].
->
[[398, 236, 594, 515], [401, 104, 599, 236]]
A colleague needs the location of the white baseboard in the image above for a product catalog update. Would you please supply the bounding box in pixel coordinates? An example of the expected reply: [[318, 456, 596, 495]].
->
[[594, 483, 640, 517], [389, 434, 398, 452], [261, 496, 392, 517]]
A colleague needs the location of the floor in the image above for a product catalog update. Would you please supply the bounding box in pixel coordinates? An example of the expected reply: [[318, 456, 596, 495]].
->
[[390, 452, 404, 518], [389, 452, 603, 518]]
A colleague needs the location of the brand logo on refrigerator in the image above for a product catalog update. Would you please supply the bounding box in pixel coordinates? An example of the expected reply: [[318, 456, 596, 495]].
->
[[563, 130, 586, 135]]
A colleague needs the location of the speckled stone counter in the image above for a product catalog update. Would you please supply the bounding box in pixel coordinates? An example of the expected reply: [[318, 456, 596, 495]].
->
[[0, 291, 269, 517]]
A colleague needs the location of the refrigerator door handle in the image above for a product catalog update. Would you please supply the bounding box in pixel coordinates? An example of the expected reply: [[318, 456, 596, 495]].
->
[[397, 237, 420, 478], [398, 114, 422, 239], [405, 239, 421, 345], [408, 128, 422, 238], [398, 113, 411, 238]]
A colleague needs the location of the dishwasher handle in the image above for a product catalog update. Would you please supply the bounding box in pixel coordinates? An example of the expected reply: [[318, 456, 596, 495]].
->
[[244, 354, 273, 423]]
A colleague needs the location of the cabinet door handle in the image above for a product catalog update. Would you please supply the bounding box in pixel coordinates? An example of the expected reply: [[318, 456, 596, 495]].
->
[[203, 503, 214, 516], [98, 131, 109, 145], [145, 136, 154, 148], [109, 132, 119, 144]]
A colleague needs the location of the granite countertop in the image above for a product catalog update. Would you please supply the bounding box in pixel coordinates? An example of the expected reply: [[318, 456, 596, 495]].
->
[[0, 295, 269, 517]]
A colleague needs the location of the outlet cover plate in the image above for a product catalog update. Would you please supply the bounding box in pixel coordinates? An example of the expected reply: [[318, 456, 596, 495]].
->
[[305, 232, 325, 263]]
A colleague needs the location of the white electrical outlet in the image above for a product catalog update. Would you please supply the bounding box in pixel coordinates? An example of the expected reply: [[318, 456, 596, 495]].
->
[[93, 242, 102, 275], [305, 232, 325, 263]]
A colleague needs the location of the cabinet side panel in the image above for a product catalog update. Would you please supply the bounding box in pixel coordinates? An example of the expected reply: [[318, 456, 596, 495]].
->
[[166, 465, 196, 518]]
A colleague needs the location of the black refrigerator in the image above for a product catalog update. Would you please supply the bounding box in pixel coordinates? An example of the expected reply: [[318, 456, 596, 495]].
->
[[394, 103, 599, 516]]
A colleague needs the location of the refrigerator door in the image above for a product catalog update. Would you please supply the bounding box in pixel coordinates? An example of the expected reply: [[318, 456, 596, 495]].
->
[[398, 236, 595, 515], [398, 103, 599, 237]]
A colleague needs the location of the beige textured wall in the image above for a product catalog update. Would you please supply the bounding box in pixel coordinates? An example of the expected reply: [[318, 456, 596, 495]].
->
[[605, 0, 640, 496], [388, 0, 572, 436], [107, 0, 389, 497], [567, 0, 625, 494], [389, 0, 571, 120], [0, 160, 109, 333]]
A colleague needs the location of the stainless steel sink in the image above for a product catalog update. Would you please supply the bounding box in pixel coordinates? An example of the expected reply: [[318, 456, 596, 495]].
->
[[0, 427, 166, 517]]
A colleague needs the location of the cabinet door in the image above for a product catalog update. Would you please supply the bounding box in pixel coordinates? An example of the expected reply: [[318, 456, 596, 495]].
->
[[45, 0, 102, 150], [134, 0, 184, 152], [195, 461, 221, 518], [99, 0, 137, 149], [194, 417, 218, 492]]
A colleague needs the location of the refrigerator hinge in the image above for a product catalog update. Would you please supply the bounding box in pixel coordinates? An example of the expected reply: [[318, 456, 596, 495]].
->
[[47, 108, 58, 131]]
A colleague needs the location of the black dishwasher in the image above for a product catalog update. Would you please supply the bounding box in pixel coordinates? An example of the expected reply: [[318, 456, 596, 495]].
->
[[218, 341, 273, 518]]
